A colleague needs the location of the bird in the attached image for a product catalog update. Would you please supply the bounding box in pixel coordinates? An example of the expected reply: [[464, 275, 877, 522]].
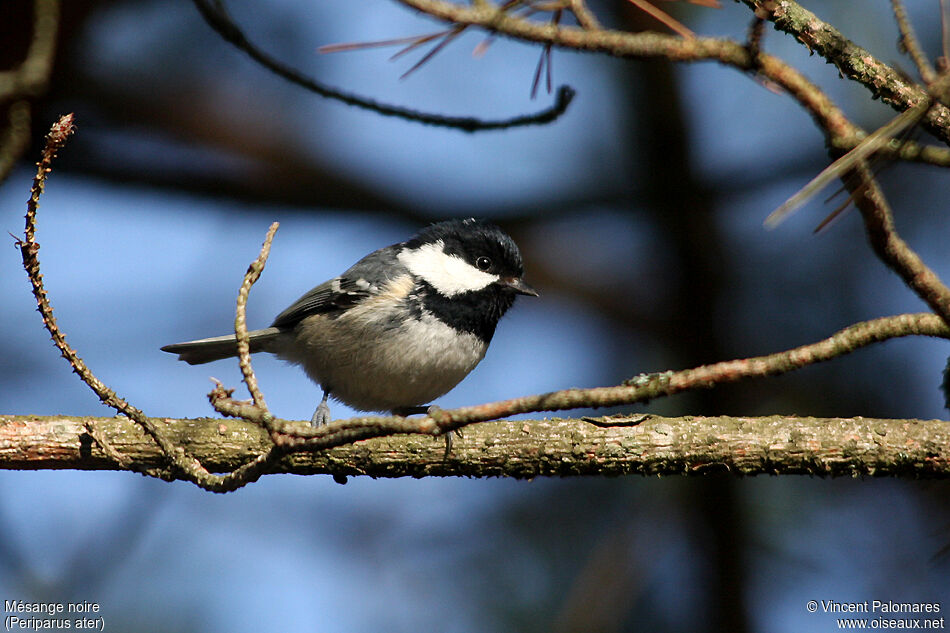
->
[[161, 218, 538, 426]]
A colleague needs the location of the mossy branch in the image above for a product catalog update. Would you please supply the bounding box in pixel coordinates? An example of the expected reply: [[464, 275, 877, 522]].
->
[[2, 414, 949, 480]]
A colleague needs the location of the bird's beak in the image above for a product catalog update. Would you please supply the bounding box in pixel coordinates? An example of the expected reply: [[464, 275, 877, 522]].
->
[[500, 276, 539, 297]]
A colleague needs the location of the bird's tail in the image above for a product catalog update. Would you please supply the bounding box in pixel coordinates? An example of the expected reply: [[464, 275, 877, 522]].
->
[[161, 327, 282, 365]]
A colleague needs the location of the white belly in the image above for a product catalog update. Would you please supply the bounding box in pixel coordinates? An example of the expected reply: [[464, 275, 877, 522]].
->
[[276, 308, 488, 412]]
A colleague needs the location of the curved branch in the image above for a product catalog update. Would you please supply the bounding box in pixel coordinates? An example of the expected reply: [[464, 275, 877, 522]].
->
[[849, 164, 950, 325], [204, 313, 950, 452], [392, 0, 859, 139], [16, 114, 285, 493], [891, 0, 937, 84], [393, 0, 950, 168], [424, 313, 950, 435], [192, 0, 575, 132], [234, 222, 278, 411]]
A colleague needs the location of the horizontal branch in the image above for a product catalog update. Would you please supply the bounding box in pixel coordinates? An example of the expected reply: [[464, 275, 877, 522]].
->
[[3, 414, 950, 479]]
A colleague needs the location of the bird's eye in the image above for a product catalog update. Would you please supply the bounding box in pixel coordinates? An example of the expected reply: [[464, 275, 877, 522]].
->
[[475, 256, 492, 271]]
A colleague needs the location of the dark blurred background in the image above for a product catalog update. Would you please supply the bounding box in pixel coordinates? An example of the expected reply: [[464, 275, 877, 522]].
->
[[2, 1, 950, 631]]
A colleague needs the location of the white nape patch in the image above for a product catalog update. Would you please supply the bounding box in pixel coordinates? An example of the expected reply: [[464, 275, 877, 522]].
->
[[398, 241, 497, 296]]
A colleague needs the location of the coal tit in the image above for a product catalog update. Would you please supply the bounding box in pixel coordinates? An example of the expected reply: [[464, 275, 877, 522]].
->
[[162, 218, 538, 425]]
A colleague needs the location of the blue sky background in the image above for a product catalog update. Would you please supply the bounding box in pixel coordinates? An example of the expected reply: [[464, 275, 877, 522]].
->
[[2, 1, 950, 631]]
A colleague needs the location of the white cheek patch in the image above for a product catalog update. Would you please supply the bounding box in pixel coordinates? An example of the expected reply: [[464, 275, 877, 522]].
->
[[398, 241, 498, 296]]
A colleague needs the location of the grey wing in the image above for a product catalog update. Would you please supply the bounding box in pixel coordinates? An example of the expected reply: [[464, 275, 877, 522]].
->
[[270, 244, 402, 329]]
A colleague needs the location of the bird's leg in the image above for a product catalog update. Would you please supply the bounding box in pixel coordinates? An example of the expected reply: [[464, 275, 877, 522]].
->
[[310, 390, 332, 427]]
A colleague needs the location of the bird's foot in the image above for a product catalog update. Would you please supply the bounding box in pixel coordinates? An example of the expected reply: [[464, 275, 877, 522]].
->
[[310, 400, 331, 427], [424, 406, 462, 460], [390, 405, 457, 459], [441, 427, 464, 460]]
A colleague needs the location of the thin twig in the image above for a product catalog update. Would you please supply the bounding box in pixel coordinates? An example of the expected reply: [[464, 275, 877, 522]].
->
[[237, 312, 950, 450], [392, 0, 855, 140], [82, 421, 135, 471], [744, 3, 771, 65], [80, 420, 173, 480], [891, 0, 937, 85], [569, 0, 601, 30], [16, 115, 284, 493], [743, 0, 950, 145], [235, 222, 278, 410], [190, 0, 575, 133], [389, 0, 950, 164], [848, 165, 950, 328], [425, 312, 950, 436]]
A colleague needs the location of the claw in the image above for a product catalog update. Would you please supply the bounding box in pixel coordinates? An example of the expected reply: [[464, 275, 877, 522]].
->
[[310, 390, 332, 427], [443, 432, 453, 461]]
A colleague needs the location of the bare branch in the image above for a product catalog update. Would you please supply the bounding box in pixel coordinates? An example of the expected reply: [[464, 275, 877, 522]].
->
[[569, 0, 601, 30], [206, 313, 950, 452], [234, 222, 279, 411], [15, 115, 288, 493], [191, 0, 575, 132], [6, 414, 950, 479], [741, 0, 950, 145], [891, 0, 937, 85], [848, 165, 950, 328], [392, 0, 861, 144], [392, 0, 950, 170], [421, 313, 950, 436]]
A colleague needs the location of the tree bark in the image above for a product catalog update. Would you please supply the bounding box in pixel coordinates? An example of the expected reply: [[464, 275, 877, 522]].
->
[[2, 414, 948, 480]]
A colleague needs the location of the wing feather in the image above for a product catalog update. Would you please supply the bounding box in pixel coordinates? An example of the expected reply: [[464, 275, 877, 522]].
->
[[270, 244, 401, 329]]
